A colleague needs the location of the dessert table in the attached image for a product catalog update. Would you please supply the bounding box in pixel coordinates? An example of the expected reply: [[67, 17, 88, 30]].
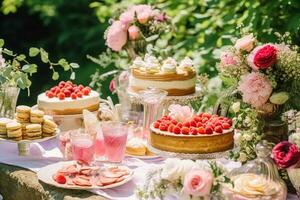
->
[[0, 138, 299, 200]]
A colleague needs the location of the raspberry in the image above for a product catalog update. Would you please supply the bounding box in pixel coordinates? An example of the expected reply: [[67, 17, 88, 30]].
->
[[47, 91, 54, 98], [159, 123, 168, 131], [171, 119, 178, 125], [177, 122, 183, 128], [85, 86, 92, 92], [214, 125, 223, 133], [162, 115, 170, 120], [66, 80, 73, 85], [59, 81, 66, 86], [168, 124, 175, 132], [196, 122, 203, 127], [173, 126, 181, 134], [71, 93, 77, 100], [82, 88, 90, 96], [64, 89, 71, 97], [202, 117, 209, 123], [226, 119, 233, 126], [205, 127, 213, 134], [198, 127, 206, 134], [157, 119, 162, 123], [190, 120, 197, 127], [58, 92, 65, 100], [222, 122, 231, 129], [183, 121, 190, 127], [78, 84, 84, 90], [202, 113, 211, 119], [198, 112, 203, 117], [50, 87, 57, 92], [76, 92, 83, 98], [153, 122, 160, 129], [56, 174, 66, 184], [194, 116, 201, 122], [181, 127, 189, 135], [66, 85, 73, 91], [190, 127, 198, 135]]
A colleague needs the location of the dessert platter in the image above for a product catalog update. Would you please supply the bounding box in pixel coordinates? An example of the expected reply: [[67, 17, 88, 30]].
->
[[148, 104, 234, 159], [38, 161, 133, 190], [36, 81, 100, 131]]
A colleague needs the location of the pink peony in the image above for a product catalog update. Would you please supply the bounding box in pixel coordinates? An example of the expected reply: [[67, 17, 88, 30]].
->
[[128, 25, 140, 40], [234, 34, 256, 52], [238, 72, 273, 108], [220, 51, 240, 67], [247, 44, 277, 70], [183, 170, 213, 197], [272, 141, 300, 169], [168, 104, 193, 122], [106, 21, 128, 51]]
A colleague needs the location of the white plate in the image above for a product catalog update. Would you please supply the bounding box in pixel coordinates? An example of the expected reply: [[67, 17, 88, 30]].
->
[[37, 161, 134, 190], [126, 154, 161, 160]]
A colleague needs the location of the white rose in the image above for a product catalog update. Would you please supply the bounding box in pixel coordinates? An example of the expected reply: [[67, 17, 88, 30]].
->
[[244, 116, 251, 124], [234, 34, 256, 52], [234, 131, 242, 143], [238, 152, 248, 162], [231, 102, 240, 113]]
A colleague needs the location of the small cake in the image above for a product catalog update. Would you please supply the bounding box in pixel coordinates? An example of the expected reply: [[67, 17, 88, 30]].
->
[[129, 55, 196, 96], [149, 104, 234, 154], [26, 124, 42, 139], [6, 122, 22, 141], [0, 118, 12, 138], [126, 137, 147, 156], [30, 110, 45, 123], [37, 81, 100, 115], [16, 105, 31, 123], [42, 119, 57, 137]]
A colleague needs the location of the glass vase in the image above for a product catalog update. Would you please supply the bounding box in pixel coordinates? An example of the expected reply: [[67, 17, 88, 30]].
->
[[0, 86, 20, 118]]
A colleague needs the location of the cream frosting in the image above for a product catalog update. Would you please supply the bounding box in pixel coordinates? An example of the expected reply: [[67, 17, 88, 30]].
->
[[37, 91, 100, 112], [144, 54, 160, 70], [131, 57, 145, 69], [178, 57, 194, 72], [127, 137, 146, 148], [162, 57, 177, 73]]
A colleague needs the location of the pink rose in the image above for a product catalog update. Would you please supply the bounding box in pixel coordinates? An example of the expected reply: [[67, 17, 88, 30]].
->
[[238, 72, 273, 108], [118, 70, 129, 87], [247, 44, 277, 70], [106, 21, 128, 51], [272, 141, 300, 169], [183, 170, 213, 197], [109, 79, 116, 92], [120, 4, 153, 28], [119, 10, 134, 30], [234, 34, 256, 52], [220, 51, 240, 67], [128, 25, 140, 40], [168, 104, 192, 122]]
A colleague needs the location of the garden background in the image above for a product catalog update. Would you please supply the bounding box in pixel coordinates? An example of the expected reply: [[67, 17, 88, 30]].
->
[[1, 0, 299, 106]]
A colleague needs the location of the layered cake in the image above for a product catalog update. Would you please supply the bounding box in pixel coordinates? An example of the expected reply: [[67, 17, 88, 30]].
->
[[37, 81, 100, 115], [129, 55, 197, 96], [149, 104, 234, 154]]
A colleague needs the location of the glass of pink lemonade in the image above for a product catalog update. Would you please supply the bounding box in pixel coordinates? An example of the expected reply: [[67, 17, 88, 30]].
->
[[95, 130, 105, 159], [101, 122, 128, 163], [70, 130, 95, 164]]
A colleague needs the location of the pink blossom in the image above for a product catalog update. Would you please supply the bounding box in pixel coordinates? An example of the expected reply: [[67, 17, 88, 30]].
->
[[128, 25, 140, 40], [120, 5, 153, 28], [220, 51, 240, 67], [109, 79, 116, 92], [106, 21, 128, 51], [238, 72, 273, 108], [234, 34, 256, 52], [183, 170, 213, 197], [168, 104, 193, 122]]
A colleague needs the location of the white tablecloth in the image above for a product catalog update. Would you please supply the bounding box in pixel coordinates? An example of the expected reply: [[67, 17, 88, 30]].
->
[[0, 138, 298, 200]]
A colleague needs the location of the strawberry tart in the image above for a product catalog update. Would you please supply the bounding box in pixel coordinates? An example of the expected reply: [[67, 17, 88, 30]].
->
[[37, 81, 100, 115], [149, 104, 234, 154]]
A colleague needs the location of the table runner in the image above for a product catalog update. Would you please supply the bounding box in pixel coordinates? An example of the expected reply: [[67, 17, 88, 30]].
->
[[0, 138, 298, 200]]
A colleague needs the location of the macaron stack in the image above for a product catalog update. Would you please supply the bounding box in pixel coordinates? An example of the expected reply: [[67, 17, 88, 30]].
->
[[25, 124, 42, 139], [6, 122, 22, 141], [0, 118, 12, 138], [42, 119, 58, 137], [30, 110, 45, 124], [15, 106, 31, 123]]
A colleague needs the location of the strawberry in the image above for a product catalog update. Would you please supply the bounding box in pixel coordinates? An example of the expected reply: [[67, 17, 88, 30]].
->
[[196, 122, 203, 127], [214, 122, 222, 127], [71, 93, 77, 100], [168, 124, 175, 132], [47, 91, 54, 98], [190, 120, 197, 127], [56, 174, 66, 184], [59, 81, 66, 86], [159, 123, 168, 131], [173, 126, 181, 134], [202, 117, 209, 123], [58, 92, 65, 100], [50, 87, 57, 93], [226, 119, 233, 126], [157, 119, 162, 123], [202, 113, 211, 119], [85, 86, 92, 92], [64, 89, 71, 97], [183, 121, 190, 127], [190, 127, 198, 135], [181, 127, 189, 135], [55, 88, 61, 95], [214, 125, 223, 133], [66, 80, 73, 85], [76, 92, 83, 98], [198, 127, 206, 134], [205, 127, 213, 134], [82, 88, 90, 96], [66, 86, 73, 92], [222, 122, 231, 129], [198, 112, 203, 117], [78, 84, 84, 90], [177, 122, 183, 128], [162, 115, 171, 120], [153, 122, 160, 129], [194, 116, 201, 122], [171, 119, 178, 125]]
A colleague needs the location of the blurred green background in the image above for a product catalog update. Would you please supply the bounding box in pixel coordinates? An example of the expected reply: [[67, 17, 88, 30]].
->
[[1, 0, 300, 106]]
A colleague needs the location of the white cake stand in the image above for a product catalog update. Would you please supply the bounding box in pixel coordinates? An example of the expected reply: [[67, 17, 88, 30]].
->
[[0, 129, 59, 156]]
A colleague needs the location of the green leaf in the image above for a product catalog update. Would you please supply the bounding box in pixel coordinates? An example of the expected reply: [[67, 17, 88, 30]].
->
[[270, 92, 289, 105], [70, 62, 79, 69], [22, 64, 38, 74], [3, 48, 13, 56], [70, 71, 75, 80], [52, 71, 59, 80], [40, 48, 49, 63], [0, 39, 4, 48], [58, 58, 70, 71], [16, 54, 26, 61], [2, 66, 12, 78], [29, 47, 40, 57], [16, 77, 26, 89]]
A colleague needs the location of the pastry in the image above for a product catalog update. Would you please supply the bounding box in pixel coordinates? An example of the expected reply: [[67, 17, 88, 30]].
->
[[126, 137, 147, 156], [6, 122, 22, 141], [15, 105, 31, 123], [42, 119, 57, 137], [21, 122, 30, 139], [43, 115, 53, 121], [37, 81, 100, 115], [26, 124, 42, 139], [30, 110, 44, 123], [129, 55, 196, 96], [0, 118, 12, 138]]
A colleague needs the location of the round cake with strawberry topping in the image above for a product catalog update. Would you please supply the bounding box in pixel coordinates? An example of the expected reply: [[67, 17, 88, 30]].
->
[[149, 105, 234, 154], [37, 81, 100, 115]]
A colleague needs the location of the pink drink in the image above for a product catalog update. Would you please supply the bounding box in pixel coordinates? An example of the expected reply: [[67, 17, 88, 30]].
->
[[71, 138, 95, 164], [95, 136, 105, 157], [103, 133, 127, 163]]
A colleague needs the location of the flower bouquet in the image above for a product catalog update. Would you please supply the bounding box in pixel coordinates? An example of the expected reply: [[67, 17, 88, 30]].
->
[[136, 158, 232, 200], [217, 32, 300, 162], [0, 39, 79, 117]]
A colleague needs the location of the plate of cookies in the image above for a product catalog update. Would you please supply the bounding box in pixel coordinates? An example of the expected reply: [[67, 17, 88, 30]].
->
[[0, 105, 59, 143]]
